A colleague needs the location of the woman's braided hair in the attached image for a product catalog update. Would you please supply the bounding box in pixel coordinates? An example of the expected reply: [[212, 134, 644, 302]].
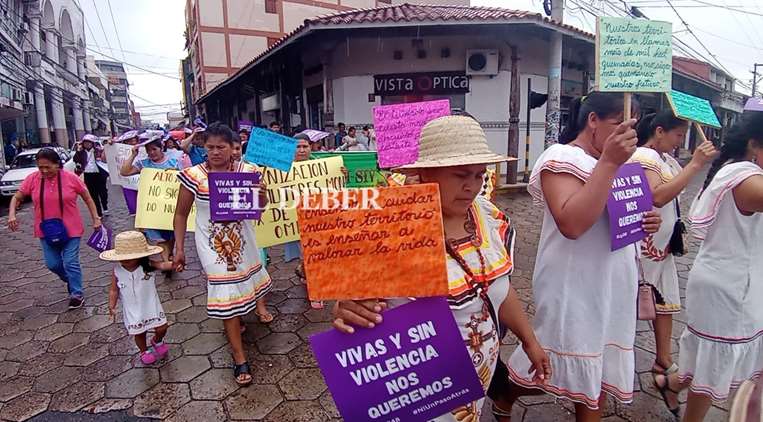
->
[[700, 112, 763, 196]]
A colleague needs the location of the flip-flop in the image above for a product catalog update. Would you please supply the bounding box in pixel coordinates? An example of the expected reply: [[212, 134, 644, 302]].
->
[[653, 373, 681, 417], [233, 362, 253, 386], [255, 310, 274, 323], [492, 403, 512, 422], [310, 301, 324, 310]]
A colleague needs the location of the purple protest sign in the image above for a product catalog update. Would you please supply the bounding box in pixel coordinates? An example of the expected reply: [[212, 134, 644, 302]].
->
[[310, 297, 484, 422], [122, 188, 138, 216], [373, 99, 450, 168], [208, 172, 263, 222], [744, 97, 763, 112], [238, 120, 253, 131], [607, 162, 654, 251], [87, 225, 113, 253]]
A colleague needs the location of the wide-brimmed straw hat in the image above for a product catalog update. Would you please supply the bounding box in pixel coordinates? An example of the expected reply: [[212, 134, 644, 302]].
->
[[100, 231, 163, 261], [399, 115, 515, 168]]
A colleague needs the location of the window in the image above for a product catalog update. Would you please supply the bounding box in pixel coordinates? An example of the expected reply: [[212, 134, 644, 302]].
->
[[265, 0, 277, 14]]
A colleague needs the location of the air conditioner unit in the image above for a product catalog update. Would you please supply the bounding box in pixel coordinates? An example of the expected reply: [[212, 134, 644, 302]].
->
[[466, 49, 499, 76], [24, 92, 34, 105]]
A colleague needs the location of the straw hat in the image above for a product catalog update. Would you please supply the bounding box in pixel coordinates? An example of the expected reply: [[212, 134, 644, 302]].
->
[[100, 231, 164, 261], [399, 115, 515, 168]]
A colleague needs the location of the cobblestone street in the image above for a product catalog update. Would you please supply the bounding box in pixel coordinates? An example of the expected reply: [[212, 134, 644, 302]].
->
[[0, 173, 729, 421]]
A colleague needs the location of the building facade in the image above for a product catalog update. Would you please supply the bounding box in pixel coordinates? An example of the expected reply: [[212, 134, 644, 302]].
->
[[85, 55, 112, 135], [0, 0, 93, 151], [197, 4, 593, 180], [95, 60, 134, 131], [182, 0, 472, 112]]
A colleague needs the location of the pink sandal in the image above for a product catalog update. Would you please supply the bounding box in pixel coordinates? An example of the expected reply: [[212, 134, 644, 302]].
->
[[140, 351, 157, 365], [151, 338, 169, 359], [310, 301, 324, 309]]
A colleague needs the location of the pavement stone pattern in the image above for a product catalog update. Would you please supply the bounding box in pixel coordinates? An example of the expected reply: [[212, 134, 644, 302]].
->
[[0, 173, 729, 421]]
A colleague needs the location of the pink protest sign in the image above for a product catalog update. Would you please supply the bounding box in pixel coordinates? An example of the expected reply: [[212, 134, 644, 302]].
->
[[373, 99, 450, 168]]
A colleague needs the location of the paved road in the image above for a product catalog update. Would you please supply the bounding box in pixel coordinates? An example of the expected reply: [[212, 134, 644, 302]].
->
[[0, 172, 730, 421]]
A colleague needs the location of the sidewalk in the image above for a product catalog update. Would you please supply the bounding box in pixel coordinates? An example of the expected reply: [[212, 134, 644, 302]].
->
[[0, 175, 729, 421]]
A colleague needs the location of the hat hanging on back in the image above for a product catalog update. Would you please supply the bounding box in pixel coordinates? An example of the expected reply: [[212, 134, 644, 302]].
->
[[398, 115, 516, 169], [100, 231, 164, 261]]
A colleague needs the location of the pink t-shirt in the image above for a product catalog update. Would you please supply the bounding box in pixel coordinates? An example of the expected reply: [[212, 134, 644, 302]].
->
[[19, 170, 88, 238]]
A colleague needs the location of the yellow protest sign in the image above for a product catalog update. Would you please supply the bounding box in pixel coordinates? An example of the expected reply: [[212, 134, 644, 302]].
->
[[135, 168, 197, 231], [254, 156, 345, 247]]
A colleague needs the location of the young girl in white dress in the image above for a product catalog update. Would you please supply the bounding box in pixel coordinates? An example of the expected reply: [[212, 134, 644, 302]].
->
[[505, 92, 661, 422], [631, 111, 716, 406], [655, 113, 763, 422], [104, 231, 173, 365]]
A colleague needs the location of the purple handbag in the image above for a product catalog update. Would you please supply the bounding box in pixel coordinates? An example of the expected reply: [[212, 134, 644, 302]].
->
[[87, 224, 113, 253]]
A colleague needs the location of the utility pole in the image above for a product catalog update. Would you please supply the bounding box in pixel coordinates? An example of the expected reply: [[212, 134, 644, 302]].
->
[[544, 0, 564, 149], [752, 63, 763, 97]]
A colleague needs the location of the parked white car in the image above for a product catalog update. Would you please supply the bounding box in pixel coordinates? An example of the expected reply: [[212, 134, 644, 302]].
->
[[0, 147, 71, 197]]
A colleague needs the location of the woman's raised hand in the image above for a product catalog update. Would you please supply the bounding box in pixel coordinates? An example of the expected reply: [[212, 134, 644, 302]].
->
[[601, 119, 638, 166], [332, 299, 388, 334]]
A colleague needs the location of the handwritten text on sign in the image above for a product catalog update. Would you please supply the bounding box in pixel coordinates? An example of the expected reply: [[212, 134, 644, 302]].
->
[[668, 90, 722, 128], [135, 169, 197, 231], [596, 16, 672, 92], [243, 127, 298, 172], [310, 297, 484, 422], [607, 163, 653, 251], [373, 100, 451, 168], [104, 143, 143, 189], [254, 156, 345, 248], [209, 172, 262, 222], [298, 184, 448, 300]]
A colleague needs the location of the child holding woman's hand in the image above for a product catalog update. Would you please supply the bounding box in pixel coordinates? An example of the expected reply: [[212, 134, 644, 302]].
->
[[104, 231, 173, 365]]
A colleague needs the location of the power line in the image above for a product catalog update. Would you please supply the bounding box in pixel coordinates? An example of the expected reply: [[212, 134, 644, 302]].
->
[[105, 0, 126, 62], [90, 0, 113, 53]]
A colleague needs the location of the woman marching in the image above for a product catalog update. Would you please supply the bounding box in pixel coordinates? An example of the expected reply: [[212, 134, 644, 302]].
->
[[7, 148, 102, 309], [121, 134, 184, 265], [632, 110, 717, 398], [503, 92, 661, 422], [173, 123, 273, 386], [654, 113, 763, 422], [332, 115, 551, 421], [74, 134, 110, 217]]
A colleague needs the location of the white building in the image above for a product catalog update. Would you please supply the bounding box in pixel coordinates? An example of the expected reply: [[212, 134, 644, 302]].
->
[[197, 4, 593, 179], [85, 55, 111, 135], [95, 60, 134, 131]]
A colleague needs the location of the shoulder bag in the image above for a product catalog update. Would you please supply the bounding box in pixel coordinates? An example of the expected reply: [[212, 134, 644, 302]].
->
[[668, 199, 688, 256], [39, 171, 70, 246]]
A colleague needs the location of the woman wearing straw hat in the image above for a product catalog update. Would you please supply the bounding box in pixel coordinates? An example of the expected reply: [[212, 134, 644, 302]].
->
[[103, 231, 173, 365], [173, 123, 273, 386], [332, 115, 551, 421]]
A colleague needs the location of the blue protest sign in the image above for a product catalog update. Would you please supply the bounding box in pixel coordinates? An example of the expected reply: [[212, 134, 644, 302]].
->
[[243, 127, 298, 172]]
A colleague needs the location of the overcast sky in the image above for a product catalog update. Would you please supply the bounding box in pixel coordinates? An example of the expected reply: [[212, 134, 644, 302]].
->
[[80, 0, 763, 124], [81, 0, 186, 124]]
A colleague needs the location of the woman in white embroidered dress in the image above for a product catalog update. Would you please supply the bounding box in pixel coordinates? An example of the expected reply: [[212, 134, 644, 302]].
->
[[504, 92, 661, 422], [173, 123, 273, 386], [631, 110, 716, 403], [332, 116, 551, 421], [654, 113, 763, 422]]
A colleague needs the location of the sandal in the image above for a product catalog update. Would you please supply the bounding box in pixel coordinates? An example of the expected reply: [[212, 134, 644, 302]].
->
[[653, 373, 681, 417], [310, 301, 324, 310], [491, 403, 512, 422], [233, 362, 253, 386], [255, 309, 274, 323]]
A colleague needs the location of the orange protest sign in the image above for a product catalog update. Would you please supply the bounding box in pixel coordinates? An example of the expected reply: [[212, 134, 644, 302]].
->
[[297, 183, 449, 300]]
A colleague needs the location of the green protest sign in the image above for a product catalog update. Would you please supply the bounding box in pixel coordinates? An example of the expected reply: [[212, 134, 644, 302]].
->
[[310, 152, 384, 188], [595, 16, 672, 92], [667, 90, 722, 128]]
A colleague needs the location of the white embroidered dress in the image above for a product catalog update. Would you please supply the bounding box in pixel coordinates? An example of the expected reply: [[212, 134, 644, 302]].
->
[[678, 161, 763, 401], [115, 265, 167, 335], [507, 144, 637, 409], [631, 147, 682, 313]]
